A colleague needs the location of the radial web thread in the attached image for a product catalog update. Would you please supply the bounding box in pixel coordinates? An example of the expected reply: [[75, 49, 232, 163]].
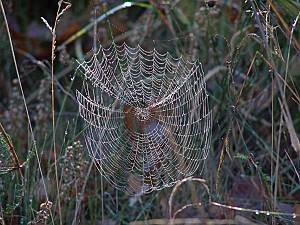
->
[[75, 42, 212, 195]]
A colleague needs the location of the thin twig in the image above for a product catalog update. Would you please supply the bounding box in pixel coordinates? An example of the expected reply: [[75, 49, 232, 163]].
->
[[210, 201, 298, 218]]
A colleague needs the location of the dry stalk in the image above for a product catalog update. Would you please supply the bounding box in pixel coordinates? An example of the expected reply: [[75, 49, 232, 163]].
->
[[41, 1, 71, 224]]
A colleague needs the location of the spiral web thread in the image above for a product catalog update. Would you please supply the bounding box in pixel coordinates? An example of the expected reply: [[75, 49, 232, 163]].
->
[[75, 42, 212, 195]]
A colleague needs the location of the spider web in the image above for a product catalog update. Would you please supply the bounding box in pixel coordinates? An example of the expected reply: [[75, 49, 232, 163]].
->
[[75, 42, 212, 195]]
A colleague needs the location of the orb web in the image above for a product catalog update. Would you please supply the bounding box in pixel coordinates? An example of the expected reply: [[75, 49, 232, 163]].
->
[[75, 42, 212, 195]]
